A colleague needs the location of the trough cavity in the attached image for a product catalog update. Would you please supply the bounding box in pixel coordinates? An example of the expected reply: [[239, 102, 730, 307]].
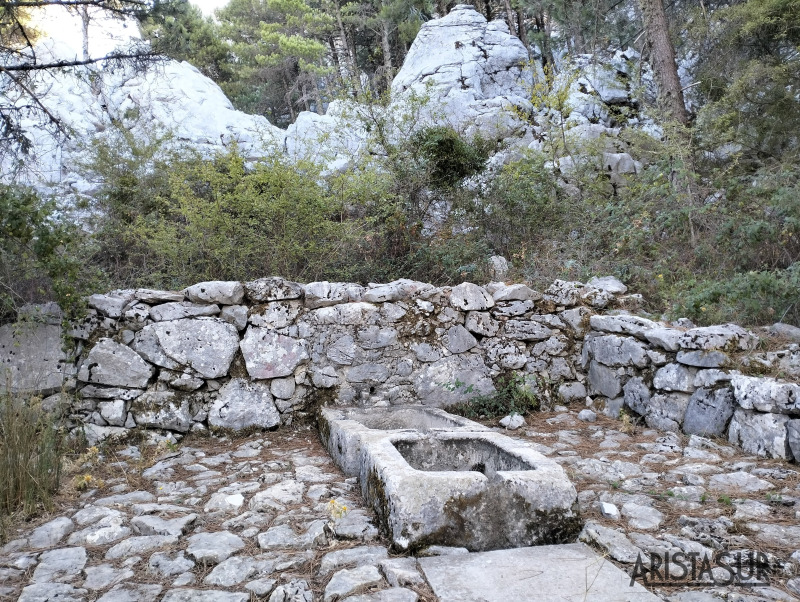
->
[[319, 405, 582, 552]]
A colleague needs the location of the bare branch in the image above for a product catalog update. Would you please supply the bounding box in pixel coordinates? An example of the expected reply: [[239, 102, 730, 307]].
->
[[0, 64, 68, 136], [1, 50, 159, 71], [0, 0, 148, 9]]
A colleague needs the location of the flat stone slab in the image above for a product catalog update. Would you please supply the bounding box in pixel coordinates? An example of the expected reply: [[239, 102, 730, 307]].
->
[[418, 543, 661, 601]]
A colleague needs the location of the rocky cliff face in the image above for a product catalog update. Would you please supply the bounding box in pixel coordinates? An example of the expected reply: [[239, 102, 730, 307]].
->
[[5, 4, 651, 196]]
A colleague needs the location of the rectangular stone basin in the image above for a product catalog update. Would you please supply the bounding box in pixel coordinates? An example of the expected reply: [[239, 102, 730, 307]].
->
[[319, 406, 488, 476], [364, 431, 581, 552], [318, 407, 581, 552]]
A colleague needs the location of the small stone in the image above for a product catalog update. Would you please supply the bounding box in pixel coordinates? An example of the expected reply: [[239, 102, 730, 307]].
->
[[599, 502, 619, 520], [621, 502, 664, 530], [345, 590, 419, 602], [131, 514, 197, 537], [708, 471, 774, 493], [184, 281, 244, 305], [161, 589, 249, 602], [148, 551, 195, 576], [204, 492, 245, 513], [578, 521, 640, 563], [318, 545, 389, 576], [28, 516, 74, 548], [577, 409, 597, 422], [32, 547, 87, 583], [379, 557, 424, 588], [186, 531, 245, 564], [83, 564, 135, 590], [106, 535, 179, 559], [19, 583, 88, 602], [324, 565, 384, 602], [96, 583, 163, 602], [499, 413, 526, 430]]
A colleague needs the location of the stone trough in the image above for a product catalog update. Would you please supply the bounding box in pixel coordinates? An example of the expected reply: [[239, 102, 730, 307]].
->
[[319, 406, 582, 552]]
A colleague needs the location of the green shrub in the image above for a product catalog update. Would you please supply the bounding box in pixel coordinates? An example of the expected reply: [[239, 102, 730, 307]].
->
[[410, 125, 491, 190], [449, 373, 542, 420]]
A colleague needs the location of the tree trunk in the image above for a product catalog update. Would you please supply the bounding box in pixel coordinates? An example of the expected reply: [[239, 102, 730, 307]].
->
[[381, 21, 393, 90], [516, 8, 528, 47], [502, 0, 517, 37], [639, 0, 688, 124], [79, 6, 90, 61]]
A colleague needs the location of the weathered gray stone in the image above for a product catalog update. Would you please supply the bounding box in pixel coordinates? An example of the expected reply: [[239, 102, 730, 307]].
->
[[584, 334, 649, 367], [491, 284, 540, 302], [88, 293, 132, 318], [732, 375, 800, 415], [558, 381, 587, 403], [267, 579, 312, 602], [204, 556, 274, 586], [32, 547, 87, 583], [344, 589, 419, 602], [678, 324, 759, 352], [442, 324, 478, 354], [745, 523, 800, 549], [413, 355, 494, 406], [245, 277, 304, 302], [503, 320, 553, 341], [19, 583, 88, 602], [543, 280, 583, 306], [312, 366, 339, 388], [97, 583, 163, 602], [78, 338, 153, 389], [0, 322, 66, 395], [137, 319, 239, 378], [305, 281, 363, 308], [589, 314, 659, 339], [161, 590, 248, 602], [240, 328, 309, 380], [219, 305, 249, 331], [621, 502, 663, 530], [28, 517, 74, 549], [450, 282, 494, 311], [98, 400, 127, 426], [499, 413, 525, 429], [209, 378, 280, 430], [95, 491, 155, 507], [586, 276, 627, 294], [323, 565, 383, 602], [683, 388, 735, 436], [789, 419, 800, 461], [676, 350, 729, 368], [318, 545, 389, 576], [184, 281, 244, 305], [769, 322, 800, 342], [578, 522, 640, 563], [134, 289, 184, 304], [270, 377, 296, 400], [149, 302, 219, 321], [363, 279, 433, 303], [131, 514, 197, 537], [79, 385, 144, 401], [67, 514, 131, 546], [464, 312, 499, 337], [83, 564, 135, 590], [148, 551, 195, 576], [257, 520, 327, 550], [346, 363, 390, 384], [379, 557, 424, 588], [708, 471, 774, 493], [419, 543, 660, 601], [623, 376, 650, 416], [645, 393, 690, 432], [653, 363, 695, 393], [186, 531, 245, 565], [644, 327, 682, 351], [693, 369, 731, 388], [132, 391, 193, 432], [728, 408, 792, 459], [578, 409, 597, 422], [105, 535, 178, 559], [588, 360, 622, 398], [249, 480, 305, 511], [312, 302, 379, 325], [357, 326, 398, 350], [249, 301, 302, 328]]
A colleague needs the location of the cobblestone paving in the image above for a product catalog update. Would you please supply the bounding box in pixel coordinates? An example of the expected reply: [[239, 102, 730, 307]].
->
[[3, 406, 800, 602]]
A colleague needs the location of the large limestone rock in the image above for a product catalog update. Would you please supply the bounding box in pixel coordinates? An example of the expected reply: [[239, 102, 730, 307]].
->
[[413, 354, 494, 406], [728, 408, 793, 459], [209, 378, 281, 430], [240, 328, 310, 379], [391, 4, 531, 138], [78, 338, 154, 389], [732, 375, 800, 415], [184, 281, 244, 305], [133, 319, 239, 379], [0, 322, 67, 395]]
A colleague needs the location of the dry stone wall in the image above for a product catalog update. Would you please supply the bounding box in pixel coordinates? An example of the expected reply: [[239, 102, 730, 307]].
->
[[1, 276, 798, 461]]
